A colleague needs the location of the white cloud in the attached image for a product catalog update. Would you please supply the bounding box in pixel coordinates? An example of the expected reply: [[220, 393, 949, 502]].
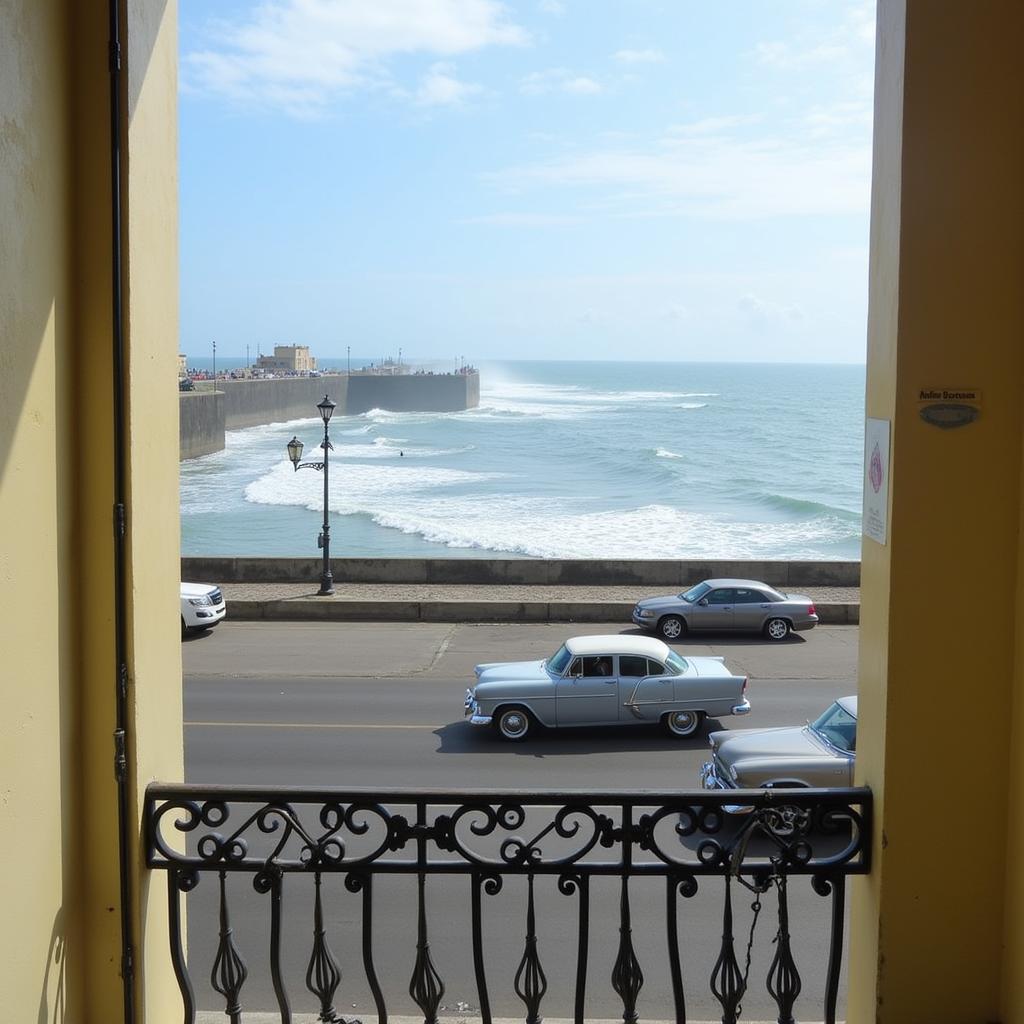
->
[[754, 1, 875, 71], [738, 293, 805, 323], [662, 303, 690, 322], [460, 211, 583, 226], [185, 0, 527, 116], [416, 62, 481, 105], [612, 48, 665, 64], [520, 68, 603, 96], [483, 119, 872, 221]]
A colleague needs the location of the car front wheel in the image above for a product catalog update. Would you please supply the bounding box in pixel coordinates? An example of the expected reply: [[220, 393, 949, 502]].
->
[[658, 615, 686, 641], [663, 710, 704, 738], [494, 706, 533, 742], [764, 617, 790, 641]]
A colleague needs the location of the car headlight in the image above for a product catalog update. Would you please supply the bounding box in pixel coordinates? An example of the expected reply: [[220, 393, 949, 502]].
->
[[637, 609, 656, 618], [188, 596, 213, 607]]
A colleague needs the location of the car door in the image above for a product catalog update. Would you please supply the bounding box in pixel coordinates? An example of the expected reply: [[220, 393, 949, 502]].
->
[[616, 655, 674, 723], [556, 655, 619, 725], [732, 587, 769, 630], [692, 587, 736, 630]]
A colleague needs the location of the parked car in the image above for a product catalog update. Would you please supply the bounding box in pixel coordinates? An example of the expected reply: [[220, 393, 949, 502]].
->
[[632, 578, 818, 642], [700, 695, 856, 792], [178, 377, 195, 391], [464, 634, 749, 741], [180, 582, 226, 637]]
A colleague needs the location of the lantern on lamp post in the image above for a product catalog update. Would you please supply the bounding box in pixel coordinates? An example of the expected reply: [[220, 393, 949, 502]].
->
[[286, 394, 337, 595]]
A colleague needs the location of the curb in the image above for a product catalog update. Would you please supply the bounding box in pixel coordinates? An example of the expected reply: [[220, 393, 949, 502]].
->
[[225, 599, 859, 626]]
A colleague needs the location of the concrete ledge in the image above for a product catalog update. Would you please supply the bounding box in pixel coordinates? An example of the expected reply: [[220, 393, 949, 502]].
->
[[183, 556, 860, 588], [225, 599, 857, 626]]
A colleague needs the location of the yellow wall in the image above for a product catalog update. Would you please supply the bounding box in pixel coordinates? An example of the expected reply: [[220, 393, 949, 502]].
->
[[1, 1, 182, 1020], [0, 2, 79, 1018], [851, 1, 1024, 1021]]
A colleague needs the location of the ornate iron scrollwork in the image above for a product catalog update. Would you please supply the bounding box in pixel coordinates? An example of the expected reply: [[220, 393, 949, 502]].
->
[[145, 784, 870, 1024]]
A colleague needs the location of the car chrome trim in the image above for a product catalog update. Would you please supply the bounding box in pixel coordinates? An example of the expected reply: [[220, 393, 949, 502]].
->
[[468, 714, 493, 727], [731, 700, 752, 715], [807, 723, 856, 757]]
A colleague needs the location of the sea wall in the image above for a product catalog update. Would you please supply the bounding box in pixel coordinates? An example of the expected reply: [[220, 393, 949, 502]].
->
[[220, 376, 349, 430], [178, 391, 224, 459], [181, 556, 859, 588], [180, 372, 479, 459]]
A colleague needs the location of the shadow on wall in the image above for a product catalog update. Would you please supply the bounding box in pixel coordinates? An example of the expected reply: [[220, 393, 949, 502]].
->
[[37, 908, 66, 1024]]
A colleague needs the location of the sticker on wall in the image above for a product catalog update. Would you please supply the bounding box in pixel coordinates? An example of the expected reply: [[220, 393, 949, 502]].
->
[[863, 418, 890, 546], [918, 388, 981, 429]]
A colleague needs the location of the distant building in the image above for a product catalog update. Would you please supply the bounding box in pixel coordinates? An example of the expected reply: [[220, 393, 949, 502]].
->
[[256, 345, 317, 372], [178, 353, 187, 377]]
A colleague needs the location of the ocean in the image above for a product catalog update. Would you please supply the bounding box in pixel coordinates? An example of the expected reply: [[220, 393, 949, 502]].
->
[[180, 361, 865, 560]]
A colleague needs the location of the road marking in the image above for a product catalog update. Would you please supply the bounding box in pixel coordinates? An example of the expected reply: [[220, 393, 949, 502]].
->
[[185, 721, 439, 730]]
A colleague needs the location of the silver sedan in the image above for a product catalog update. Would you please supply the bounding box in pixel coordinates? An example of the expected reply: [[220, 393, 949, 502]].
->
[[632, 578, 818, 642]]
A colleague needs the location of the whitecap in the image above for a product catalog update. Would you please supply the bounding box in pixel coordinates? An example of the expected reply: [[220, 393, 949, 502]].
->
[[654, 448, 684, 460], [676, 402, 708, 410]]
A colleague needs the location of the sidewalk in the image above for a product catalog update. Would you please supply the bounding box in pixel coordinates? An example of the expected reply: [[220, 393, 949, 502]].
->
[[217, 582, 860, 625]]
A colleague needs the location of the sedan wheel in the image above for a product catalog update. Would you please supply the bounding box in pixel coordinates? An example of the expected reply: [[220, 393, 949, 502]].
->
[[764, 617, 790, 641], [663, 710, 704, 738], [658, 615, 686, 641], [495, 707, 533, 742]]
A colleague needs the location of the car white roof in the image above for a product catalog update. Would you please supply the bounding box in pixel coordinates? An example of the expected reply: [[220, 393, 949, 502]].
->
[[565, 635, 670, 659], [837, 695, 858, 717]]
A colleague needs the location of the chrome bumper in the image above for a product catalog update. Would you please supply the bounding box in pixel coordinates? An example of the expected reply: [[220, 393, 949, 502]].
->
[[464, 689, 492, 727], [699, 760, 734, 791], [700, 760, 755, 814], [731, 699, 751, 716]]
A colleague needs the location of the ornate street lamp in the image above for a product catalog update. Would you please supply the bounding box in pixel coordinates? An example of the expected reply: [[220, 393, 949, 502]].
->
[[286, 394, 337, 595]]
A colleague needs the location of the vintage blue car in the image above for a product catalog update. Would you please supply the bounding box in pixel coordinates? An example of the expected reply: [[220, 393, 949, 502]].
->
[[464, 634, 750, 741]]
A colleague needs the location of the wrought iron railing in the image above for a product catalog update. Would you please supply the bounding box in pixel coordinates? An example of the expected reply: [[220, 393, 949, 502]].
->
[[145, 784, 871, 1024]]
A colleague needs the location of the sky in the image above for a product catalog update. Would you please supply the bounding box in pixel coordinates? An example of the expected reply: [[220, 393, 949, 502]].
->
[[179, 0, 876, 364]]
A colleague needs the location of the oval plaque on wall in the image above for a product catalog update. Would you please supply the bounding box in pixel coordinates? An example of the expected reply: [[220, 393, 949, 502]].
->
[[919, 402, 980, 429]]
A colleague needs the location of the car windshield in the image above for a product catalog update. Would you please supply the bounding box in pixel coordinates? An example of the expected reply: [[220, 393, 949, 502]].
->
[[546, 644, 573, 675], [809, 702, 857, 753], [664, 651, 688, 675], [680, 582, 712, 603]]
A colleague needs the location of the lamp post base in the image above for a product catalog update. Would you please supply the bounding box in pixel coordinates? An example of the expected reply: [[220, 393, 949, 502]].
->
[[317, 574, 334, 596]]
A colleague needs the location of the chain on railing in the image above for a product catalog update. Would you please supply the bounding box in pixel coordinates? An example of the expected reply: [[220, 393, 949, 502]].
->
[[145, 784, 871, 1024]]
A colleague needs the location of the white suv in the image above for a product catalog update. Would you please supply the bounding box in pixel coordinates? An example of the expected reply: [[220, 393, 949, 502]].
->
[[180, 582, 226, 637]]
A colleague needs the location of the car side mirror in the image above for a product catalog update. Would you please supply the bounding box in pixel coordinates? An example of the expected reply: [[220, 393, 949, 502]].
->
[[698, 598, 709, 606]]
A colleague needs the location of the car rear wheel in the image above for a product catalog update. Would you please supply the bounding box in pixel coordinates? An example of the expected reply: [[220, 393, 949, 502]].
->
[[663, 710, 704, 738], [658, 615, 686, 641], [764, 617, 790, 641], [495, 706, 533, 742]]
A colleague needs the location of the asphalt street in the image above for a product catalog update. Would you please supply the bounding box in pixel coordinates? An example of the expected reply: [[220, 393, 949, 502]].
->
[[181, 621, 860, 1022]]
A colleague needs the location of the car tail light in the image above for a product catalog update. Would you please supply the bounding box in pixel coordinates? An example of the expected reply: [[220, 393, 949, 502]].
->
[[742, 676, 748, 694], [808, 603, 816, 616]]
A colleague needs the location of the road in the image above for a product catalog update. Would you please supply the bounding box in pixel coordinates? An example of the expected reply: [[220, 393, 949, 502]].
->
[[181, 621, 859, 1022]]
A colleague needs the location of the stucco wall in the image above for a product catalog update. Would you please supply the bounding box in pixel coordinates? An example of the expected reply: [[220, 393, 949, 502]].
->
[[1, 2, 184, 1021], [851, 3, 1024, 1021], [0, 3, 79, 1018]]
